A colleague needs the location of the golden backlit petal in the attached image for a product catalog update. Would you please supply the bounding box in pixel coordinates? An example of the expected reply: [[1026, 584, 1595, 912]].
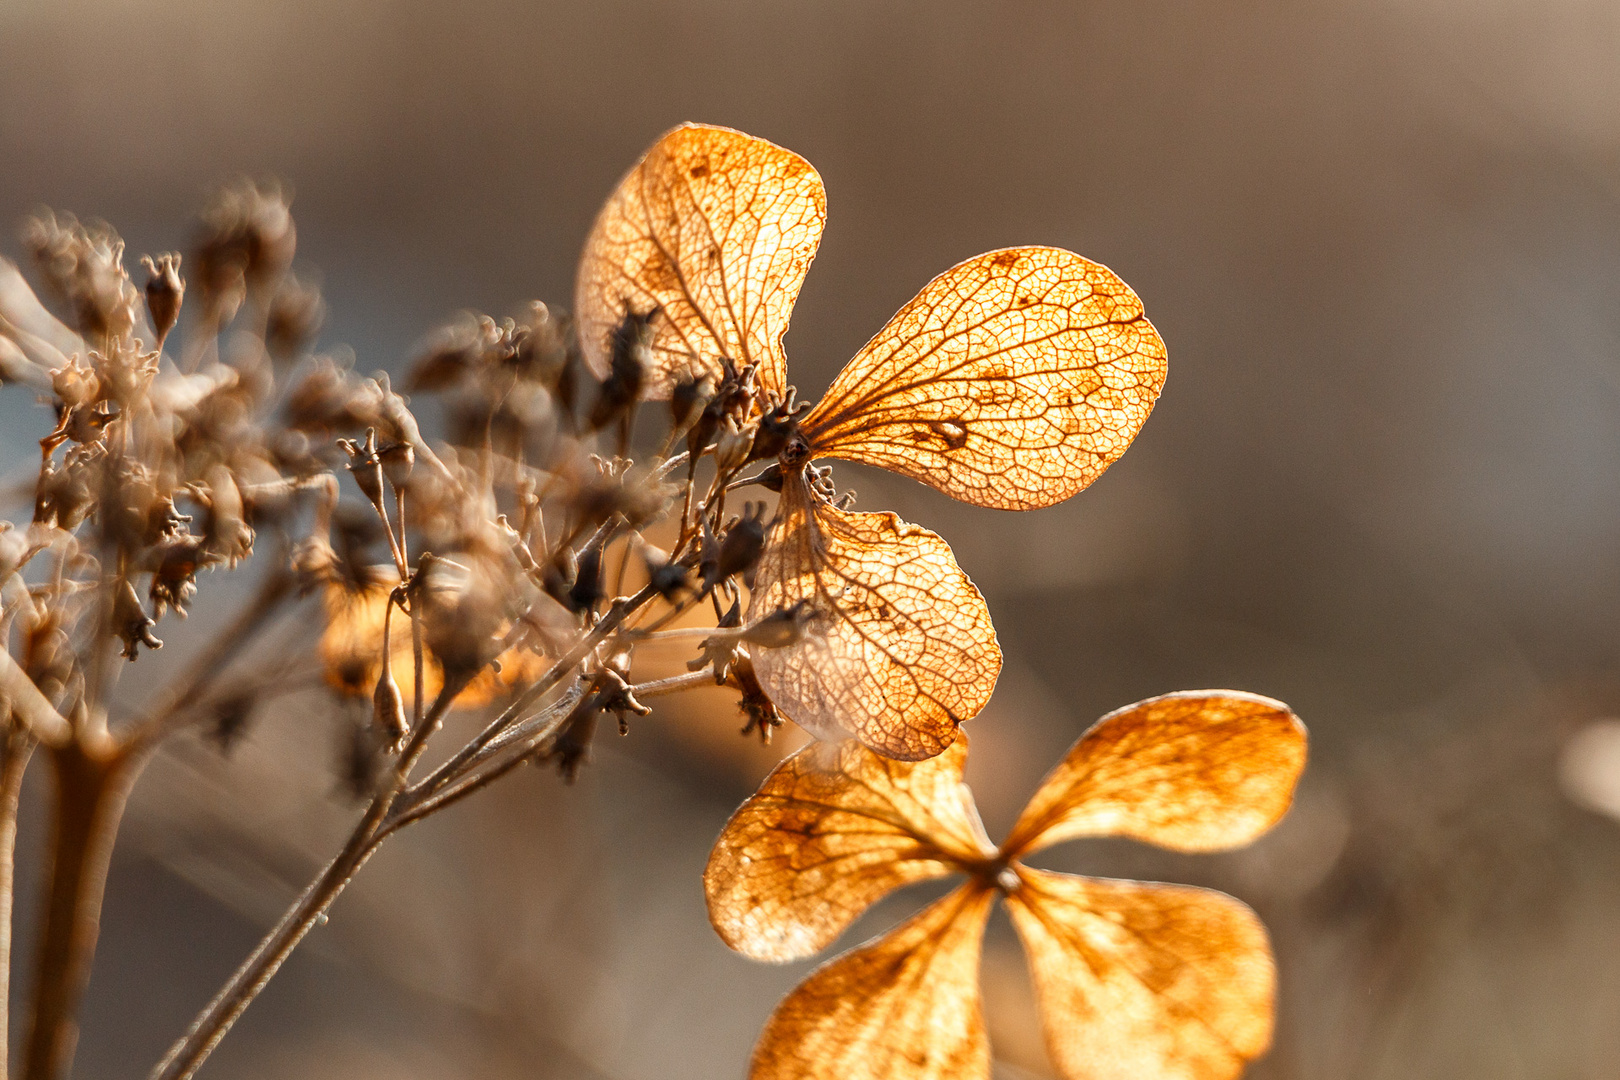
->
[[705, 738, 992, 962], [747, 474, 1001, 761], [1002, 691, 1306, 859], [801, 247, 1166, 510], [1005, 867, 1274, 1080], [318, 578, 543, 709], [574, 123, 826, 399], [750, 883, 995, 1080]]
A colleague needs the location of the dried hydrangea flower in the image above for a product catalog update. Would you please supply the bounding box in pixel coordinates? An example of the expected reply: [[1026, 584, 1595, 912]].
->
[[577, 124, 1167, 759], [704, 691, 1307, 1080]]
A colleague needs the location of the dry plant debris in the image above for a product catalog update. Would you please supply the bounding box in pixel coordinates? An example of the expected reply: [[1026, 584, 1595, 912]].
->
[[706, 691, 1307, 1080]]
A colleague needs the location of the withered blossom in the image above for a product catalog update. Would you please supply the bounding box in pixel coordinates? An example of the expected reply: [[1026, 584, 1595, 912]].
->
[[576, 124, 1167, 759], [706, 692, 1308, 1080]]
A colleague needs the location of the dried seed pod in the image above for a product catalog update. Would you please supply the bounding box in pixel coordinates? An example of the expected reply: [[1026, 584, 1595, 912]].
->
[[749, 387, 810, 462], [588, 308, 653, 431], [711, 501, 768, 585], [670, 372, 713, 435], [567, 545, 604, 615], [372, 654, 410, 751], [337, 429, 385, 506], [265, 273, 324, 361], [741, 599, 814, 649], [194, 179, 296, 312], [113, 578, 163, 659], [641, 543, 689, 600], [727, 653, 783, 743], [378, 440, 414, 492], [148, 534, 207, 620], [140, 253, 185, 349], [23, 211, 139, 342], [50, 355, 99, 409], [713, 417, 753, 476]]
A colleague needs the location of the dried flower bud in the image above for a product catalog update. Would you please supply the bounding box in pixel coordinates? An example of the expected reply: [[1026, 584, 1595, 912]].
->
[[342, 716, 388, 803], [50, 355, 99, 409], [727, 653, 783, 743], [201, 465, 254, 566], [140, 253, 185, 349], [749, 386, 812, 462], [284, 353, 383, 432], [265, 273, 324, 361], [378, 441, 414, 492], [713, 417, 754, 476], [741, 599, 816, 649], [548, 707, 598, 783], [687, 597, 744, 681], [511, 301, 571, 386], [194, 180, 295, 314], [670, 373, 713, 435], [35, 451, 96, 529], [23, 211, 138, 342], [418, 555, 509, 682], [205, 692, 257, 755], [588, 308, 653, 431], [406, 313, 486, 392], [373, 653, 410, 751], [114, 578, 163, 659], [642, 543, 689, 600], [713, 502, 768, 585], [567, 545, 604, 615], [337, 429, 385, 506], [148, 534, 207, 620]]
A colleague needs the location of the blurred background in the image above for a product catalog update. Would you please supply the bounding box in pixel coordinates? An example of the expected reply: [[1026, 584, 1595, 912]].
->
[[5, 0, 1620, 1077]]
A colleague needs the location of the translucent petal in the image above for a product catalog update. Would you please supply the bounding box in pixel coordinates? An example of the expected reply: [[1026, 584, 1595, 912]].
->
[[1002, 691, 1306, 860], [705, 738, 991, 962], [1005, 867, 1274, 1080], [748, 473, 1000, 760], [802, 247, 1166, 510], [749, 883, 995, 1080], [574, 123, 825, 399]]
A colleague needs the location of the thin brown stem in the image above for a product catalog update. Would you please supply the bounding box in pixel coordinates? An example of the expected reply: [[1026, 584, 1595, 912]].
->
[[149, 683, 465, 1080], [409, 584, 656, 804], [631, 670, 714, 697]]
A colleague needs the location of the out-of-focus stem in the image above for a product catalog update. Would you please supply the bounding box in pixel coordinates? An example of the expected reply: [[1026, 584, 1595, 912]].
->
[[0, 729, 37, 1080], [21, 740, 132, 1080]]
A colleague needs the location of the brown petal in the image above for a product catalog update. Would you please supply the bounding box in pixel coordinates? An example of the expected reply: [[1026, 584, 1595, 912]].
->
[[747, 473, 1000, 760], [1005, 867, 1274, 1080], [749, 882, 995, 1080], [705, 738, 991, 962], [574, 123, 826, 400], [1002, 691, 1306, 859], [801, 247, 1166, 510]]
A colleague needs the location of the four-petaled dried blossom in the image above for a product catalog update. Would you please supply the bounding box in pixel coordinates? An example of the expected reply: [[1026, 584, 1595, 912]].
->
[[576, 124, 1168, 760], [705, 691, 1307, 1080]]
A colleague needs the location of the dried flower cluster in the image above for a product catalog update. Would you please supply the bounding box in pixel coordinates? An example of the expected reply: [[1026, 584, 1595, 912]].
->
[[0, 122, 1302, 1080]]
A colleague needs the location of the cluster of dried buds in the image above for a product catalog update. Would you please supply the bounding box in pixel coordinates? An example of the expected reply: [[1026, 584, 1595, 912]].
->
[[0, 122, 1303, 1080]]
